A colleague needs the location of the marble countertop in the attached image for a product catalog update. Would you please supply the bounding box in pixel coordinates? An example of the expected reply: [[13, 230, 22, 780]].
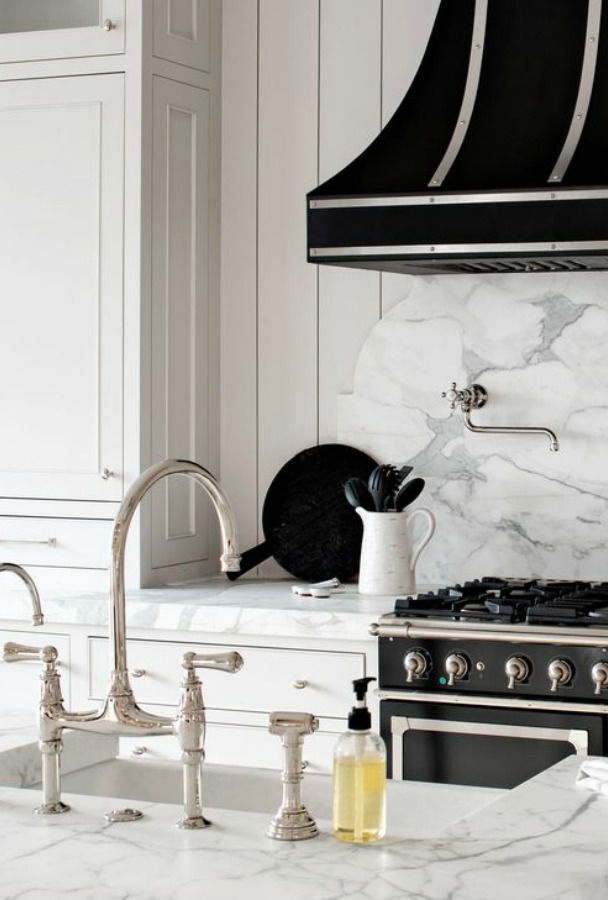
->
[[0, 754, 604, 899], [0, 577, 396, 641]]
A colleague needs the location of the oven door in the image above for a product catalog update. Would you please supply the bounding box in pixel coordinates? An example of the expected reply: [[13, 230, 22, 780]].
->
[[381, 696, 607, 789]]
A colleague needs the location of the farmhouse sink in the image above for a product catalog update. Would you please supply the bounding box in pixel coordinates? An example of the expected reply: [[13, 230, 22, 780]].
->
[[55, 756, 503, 836]]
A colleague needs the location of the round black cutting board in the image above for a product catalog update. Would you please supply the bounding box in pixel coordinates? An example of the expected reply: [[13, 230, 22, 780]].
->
[[227, 444, 377, 582]]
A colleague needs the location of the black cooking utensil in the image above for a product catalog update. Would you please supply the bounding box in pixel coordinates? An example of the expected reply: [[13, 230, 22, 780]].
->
[[368, 464, 394, 512], [227, 444, 377, 582], [394, 477, 426, 512], [344, 477, 375, 512]]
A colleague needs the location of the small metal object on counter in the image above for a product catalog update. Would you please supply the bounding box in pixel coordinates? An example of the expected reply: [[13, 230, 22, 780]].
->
[[292, 577, 343, 598], [104, 808, 143, 823], [0, 562, 44, 626], [175, 650, 244, 830], [441, 381, 559, 451], [267, 711, 319, 841]]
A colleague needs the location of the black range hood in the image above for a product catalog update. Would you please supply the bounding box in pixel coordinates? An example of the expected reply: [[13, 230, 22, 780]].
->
[[307, 0, 608, 276]]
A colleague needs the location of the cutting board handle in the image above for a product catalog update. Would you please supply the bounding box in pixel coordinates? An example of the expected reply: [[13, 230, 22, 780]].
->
[[225, 541, 272, 581]]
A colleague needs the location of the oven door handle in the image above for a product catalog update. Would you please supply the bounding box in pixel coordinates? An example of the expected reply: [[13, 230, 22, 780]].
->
[[390, 716, 588, 782]]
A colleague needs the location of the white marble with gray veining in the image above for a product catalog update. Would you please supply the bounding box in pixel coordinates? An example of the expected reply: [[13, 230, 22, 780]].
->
[[338, 271, 608, 585], [0, 577, 396, 642], [0, 754, 604, 899]]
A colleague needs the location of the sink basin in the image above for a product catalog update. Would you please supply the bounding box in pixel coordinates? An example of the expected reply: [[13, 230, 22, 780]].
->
[[54, 756, 503, 836]]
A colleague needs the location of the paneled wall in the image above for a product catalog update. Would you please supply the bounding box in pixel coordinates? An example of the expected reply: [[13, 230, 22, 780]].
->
[[220, 0, 440, 569]]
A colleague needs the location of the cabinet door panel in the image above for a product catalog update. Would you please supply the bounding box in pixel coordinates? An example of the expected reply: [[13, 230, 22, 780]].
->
[[0, 74, 124, 501], [0, 0, 125, 62], [153, 0, 210, 72]]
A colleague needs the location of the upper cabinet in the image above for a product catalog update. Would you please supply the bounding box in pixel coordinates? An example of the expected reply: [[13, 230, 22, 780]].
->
[[0, 0, 125, 62], [0, 74, 124, 504], [0, 1, 222, 592]]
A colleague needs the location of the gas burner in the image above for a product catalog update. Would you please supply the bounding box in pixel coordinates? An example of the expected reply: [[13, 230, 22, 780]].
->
[[393, 577, 608, 627]]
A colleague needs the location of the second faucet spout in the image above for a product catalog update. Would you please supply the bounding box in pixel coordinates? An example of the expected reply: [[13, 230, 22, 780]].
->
[[0, 562, 44, 626]]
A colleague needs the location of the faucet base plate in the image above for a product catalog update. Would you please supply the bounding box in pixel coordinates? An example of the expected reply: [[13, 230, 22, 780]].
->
[[176, 814, 212, 829], [35, 801, 71, 816]]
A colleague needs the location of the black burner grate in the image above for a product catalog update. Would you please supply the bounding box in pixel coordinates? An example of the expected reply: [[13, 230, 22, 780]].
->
[[393, 578, 608, 626]]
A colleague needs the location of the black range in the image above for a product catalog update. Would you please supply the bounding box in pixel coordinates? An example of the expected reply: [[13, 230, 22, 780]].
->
[[371, 577, 608, 790]]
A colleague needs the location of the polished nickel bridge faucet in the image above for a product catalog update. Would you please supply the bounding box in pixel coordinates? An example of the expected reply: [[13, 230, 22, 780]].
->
[[442, 382, 560, 452], [6, 459, 243, 828]]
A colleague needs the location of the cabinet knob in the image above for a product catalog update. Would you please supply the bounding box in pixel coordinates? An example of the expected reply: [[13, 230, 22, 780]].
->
[[103, 19, 115, 31], [100, 467, 113, 480], [130, 668, 147, 678], [293, 679, 308, 690], [131, 746, 147, 757]]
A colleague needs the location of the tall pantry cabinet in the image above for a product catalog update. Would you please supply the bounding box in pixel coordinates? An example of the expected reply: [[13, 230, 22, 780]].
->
[[0, 1, 222, 592]]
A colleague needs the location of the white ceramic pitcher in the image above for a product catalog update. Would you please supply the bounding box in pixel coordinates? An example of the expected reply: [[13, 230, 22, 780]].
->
[[356, 507, 436, 595]]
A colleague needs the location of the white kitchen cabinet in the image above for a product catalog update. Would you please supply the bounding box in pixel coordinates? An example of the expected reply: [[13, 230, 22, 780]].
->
[[0, 0, 125, 63], [0, 1, 222, 591], [88, 634, 367, 773], [0, 74, 124, 506]]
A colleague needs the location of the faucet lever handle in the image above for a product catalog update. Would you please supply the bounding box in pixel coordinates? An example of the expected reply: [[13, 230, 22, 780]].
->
[[3, 642, 58, 664], [182, 650, 244, 673]]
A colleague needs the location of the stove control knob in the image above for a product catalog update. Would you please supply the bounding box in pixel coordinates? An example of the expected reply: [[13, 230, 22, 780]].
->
[[505, 656, 529, 690], [548, 659, 573, 693], [445, 653, 468, 687], [404, 650, 427, 684], [591, 662, 608, 695]]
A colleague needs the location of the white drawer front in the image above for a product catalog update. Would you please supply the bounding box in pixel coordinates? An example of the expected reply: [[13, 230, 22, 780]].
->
[[89, 638, 365, 719], [0, 517, 113, 569], [0, 628, 70, 708], [120, 724, 336, 774]]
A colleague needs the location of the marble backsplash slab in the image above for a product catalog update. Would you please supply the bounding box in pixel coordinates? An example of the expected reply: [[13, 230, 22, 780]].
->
[[338, 271, 608, 583]]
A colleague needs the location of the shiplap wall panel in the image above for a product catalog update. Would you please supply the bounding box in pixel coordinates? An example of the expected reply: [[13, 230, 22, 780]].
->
[[220, 0, 259, 552], [318, 0, 382, 444], [257, 0, 320, 542], [381, 0, 440, 313], [220, 1, 436, 573]]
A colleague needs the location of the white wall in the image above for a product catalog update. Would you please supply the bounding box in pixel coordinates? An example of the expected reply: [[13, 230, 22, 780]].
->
[[220, 0, 440, 571]]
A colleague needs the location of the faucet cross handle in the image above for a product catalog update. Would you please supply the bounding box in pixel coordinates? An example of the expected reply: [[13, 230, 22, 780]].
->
[[441, 382, 488, 412]]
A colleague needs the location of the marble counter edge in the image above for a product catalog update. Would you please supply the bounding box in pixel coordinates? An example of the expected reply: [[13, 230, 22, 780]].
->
[[0, 578, 392, 642]]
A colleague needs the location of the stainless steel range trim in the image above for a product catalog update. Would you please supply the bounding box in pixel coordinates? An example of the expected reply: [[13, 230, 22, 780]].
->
[[370, 618, 608, 648], [310, 241, 608, 258], [378, 689, 608, 715], [549, 0, 602, 183], [389, 715, 588, 781], [309, 188, 608, 209], [428, 0, 488, 187]]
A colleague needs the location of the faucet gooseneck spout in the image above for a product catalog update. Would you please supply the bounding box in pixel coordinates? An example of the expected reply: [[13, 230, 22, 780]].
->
[[0, 562, 44, 626], [108, 458, 241, 702]]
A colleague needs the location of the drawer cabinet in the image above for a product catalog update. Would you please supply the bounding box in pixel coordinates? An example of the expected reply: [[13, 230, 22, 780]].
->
[[120, 723, 339, 774], [0, 518, 113, 570], [88, 637, 365, 719], [0, 628, 71, 709]]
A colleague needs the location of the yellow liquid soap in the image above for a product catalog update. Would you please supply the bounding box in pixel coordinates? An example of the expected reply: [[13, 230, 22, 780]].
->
[[332, 754, 386, 843]]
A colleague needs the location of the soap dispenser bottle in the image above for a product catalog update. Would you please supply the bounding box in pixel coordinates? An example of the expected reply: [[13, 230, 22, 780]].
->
[[332, 676, 386, 843]]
